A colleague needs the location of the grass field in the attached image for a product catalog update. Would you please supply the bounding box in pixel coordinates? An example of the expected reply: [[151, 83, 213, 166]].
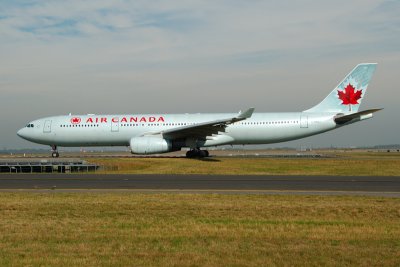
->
[[91, 152, 400, 176], [0, 193, 399, 266], [1, 151, 399, 265]]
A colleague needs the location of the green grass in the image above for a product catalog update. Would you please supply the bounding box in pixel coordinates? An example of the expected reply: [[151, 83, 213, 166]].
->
[[91, 156, 400, 176], [0, 193, 399, 266]]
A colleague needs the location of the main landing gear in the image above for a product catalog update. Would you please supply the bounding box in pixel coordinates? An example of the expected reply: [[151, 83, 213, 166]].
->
[[51, 145, 59, 158], [186, 148, 210, 158]]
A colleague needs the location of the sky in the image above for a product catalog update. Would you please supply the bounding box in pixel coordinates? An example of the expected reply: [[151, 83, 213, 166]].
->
[[0, 0, 399, 149]]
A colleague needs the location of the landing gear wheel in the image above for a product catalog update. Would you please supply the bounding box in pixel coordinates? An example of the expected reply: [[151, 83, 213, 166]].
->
[[199, 150, 207, 157], [186, 149, 210, 158], [186, 150, 195, 158], [51, 145, 59, 158]]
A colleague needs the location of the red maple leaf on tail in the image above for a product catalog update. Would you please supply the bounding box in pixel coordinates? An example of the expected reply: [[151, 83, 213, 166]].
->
[[337, 84, 362, 105]]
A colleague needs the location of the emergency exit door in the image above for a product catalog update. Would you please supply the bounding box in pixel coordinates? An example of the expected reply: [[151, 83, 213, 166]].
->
[[111, 118, 119, 132], [300, 115, 308, 128], [43, 120, 52, 133]]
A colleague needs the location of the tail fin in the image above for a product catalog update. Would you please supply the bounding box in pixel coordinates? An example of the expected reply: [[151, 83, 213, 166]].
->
[[305, 63, 377, 113]]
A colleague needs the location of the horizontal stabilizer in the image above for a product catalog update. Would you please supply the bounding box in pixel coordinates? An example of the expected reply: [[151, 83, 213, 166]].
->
[[334, 108, 383, 125]]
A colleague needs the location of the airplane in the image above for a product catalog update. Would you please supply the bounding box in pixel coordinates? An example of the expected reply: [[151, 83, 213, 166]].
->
[[17, 63, 381, 158]]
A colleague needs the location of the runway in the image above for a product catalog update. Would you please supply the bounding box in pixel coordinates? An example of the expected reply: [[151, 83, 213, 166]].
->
[[0, 174, 399, 196]]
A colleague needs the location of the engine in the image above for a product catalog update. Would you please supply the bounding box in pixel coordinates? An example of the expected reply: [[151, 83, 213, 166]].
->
[[130, 136, 173, 154]]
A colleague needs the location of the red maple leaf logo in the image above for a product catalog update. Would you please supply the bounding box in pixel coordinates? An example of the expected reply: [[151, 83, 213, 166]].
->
[[71, 117, 81, 124], [337, 84, 362, 105]]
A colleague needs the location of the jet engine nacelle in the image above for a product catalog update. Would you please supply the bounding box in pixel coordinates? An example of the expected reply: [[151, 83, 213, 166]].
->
[[130, 136, 172, 154]]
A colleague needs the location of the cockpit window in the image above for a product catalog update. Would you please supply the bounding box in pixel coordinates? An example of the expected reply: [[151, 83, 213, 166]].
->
[[26, 124, 34, 128]]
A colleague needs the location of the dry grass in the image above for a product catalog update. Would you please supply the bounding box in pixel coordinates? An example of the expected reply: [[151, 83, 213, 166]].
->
[[91, 156, 400, 176], [0, 193, 399, 266]]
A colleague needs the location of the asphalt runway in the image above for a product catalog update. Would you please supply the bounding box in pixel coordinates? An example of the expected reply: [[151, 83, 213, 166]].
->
[[0, 174, 399, 196]]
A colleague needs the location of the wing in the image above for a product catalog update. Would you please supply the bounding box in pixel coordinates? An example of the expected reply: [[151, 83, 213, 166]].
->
[[145, 108, 254, 140]]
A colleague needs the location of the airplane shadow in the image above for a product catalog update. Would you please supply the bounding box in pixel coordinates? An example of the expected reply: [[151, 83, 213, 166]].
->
[[187, 157, 221, 162]]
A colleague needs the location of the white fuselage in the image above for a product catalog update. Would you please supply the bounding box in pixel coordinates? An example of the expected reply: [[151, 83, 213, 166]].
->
[[17, 112, 339, 148], [16, 63, 379, 156]]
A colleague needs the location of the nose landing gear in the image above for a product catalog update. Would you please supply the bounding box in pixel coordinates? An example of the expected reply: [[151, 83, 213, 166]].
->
[[51, 145, 59, 158]]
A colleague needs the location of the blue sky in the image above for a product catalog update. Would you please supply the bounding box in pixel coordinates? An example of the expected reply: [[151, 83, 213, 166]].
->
[[0, 0, 399, 149]]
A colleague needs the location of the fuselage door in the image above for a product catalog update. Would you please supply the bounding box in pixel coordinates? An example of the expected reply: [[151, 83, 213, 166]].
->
[[111, 118, 119, 132], [43, 120, 52, 133], [300, 115, 308, 128]]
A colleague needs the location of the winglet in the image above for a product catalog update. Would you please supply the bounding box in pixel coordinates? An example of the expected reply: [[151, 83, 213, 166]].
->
[[237, 107, 255, 119]]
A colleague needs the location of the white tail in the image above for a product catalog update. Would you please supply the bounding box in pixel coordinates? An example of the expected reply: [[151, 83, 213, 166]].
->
[[305, 63, 377, 114]]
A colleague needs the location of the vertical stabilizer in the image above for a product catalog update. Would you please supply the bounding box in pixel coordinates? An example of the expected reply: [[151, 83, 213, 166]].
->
[[305, 63, 377, 113]]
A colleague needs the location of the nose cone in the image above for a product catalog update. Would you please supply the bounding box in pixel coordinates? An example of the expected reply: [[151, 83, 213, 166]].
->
[[17, 128, 28, 140]]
